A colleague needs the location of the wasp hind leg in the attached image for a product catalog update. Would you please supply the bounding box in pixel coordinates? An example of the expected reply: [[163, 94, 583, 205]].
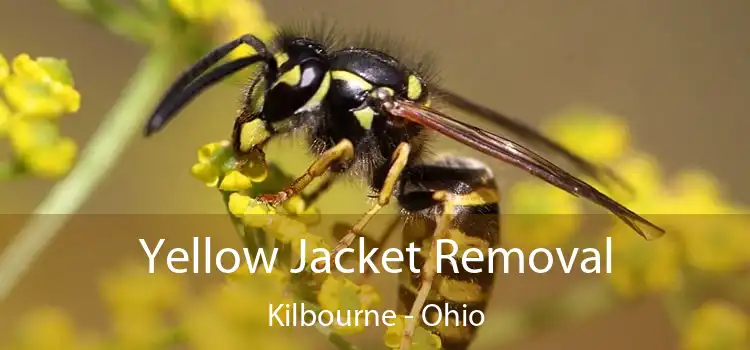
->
[[397, 156, 501, 350]]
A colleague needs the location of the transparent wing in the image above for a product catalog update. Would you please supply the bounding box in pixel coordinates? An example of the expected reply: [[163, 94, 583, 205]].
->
[[435, 87, 633, 194], [385, 98, 665, 240]]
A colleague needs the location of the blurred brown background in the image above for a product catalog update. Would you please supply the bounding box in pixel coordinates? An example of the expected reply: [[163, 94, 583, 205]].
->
[[0, 0, 748, 349]]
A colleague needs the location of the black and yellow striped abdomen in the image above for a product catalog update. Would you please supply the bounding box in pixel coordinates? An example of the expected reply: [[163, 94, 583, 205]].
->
[[397, 157, 501, 350]]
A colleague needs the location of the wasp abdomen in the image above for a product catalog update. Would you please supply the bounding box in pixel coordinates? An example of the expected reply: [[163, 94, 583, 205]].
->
[[397, 156, 501, 350]]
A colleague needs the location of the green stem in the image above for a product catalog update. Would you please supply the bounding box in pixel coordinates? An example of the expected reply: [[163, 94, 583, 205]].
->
[[0, 49, 174, 303]]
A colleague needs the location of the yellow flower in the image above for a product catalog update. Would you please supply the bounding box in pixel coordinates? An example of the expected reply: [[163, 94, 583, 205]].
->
[[7, 118, 55, 155], [282, 195, 307, 215], [290, 232, 331, 265], [227, 192, 253, 216], [4, 54, 80, 117], [601, 152, 749, 275], [607, 153, 664, 204], [111, 310, 164, 349], [0, 53, 80, 180], [12, 54, 75, 84], [100, 264, 184, 317], [190, 141, 268, 189], [243, 204, 276, 227], [665, 170, 750, 271], [0, 53, 8, 85], [318, 275, 381, 335], [384, 315, 442, 350], [23, 136, 77, 178], [191, 161, 220, 186], [669, 170, 730, 214], [543, 108, 631, 163], [220, 0, 277, 60], [219, 169, 253, 191], [168, 0, 227, 23], [596, 154, 676, 240], [182, 272, 301, 350], [197, 141, 227, 163], [227, 192, 277, 227], [606, 227, 682, 297], [680, 215, 750, 272], [99, 265, 186, 348], [273, 218, 311, 244], [282, 194, 321, 225], [168, 0, 277, 61], [505, 180, 582, 248], [683, 300, 748, 350], [211, 279, 287, 327], [191, 141, 229, 187], [7, 118, 78, 178], [0, 98, 12, 135], [12, 307, 85, 350]]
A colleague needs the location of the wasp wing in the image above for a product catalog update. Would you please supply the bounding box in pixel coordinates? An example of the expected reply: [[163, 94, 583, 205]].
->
[[434, 87, 633, 194], [385, 98, 665, 240]]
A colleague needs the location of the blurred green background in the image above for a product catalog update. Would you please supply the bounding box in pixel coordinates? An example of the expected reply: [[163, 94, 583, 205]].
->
[[0, 0, 748, 349]]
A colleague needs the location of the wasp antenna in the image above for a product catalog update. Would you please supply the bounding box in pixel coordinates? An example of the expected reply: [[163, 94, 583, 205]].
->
[[145, 56, 270, 136], [144, 34, 276, 136]]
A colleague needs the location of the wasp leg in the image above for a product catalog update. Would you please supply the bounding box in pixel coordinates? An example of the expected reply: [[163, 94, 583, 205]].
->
[[301, 171, 340, 208], [319, 142, 411, 269], [258, 139, 354, 205], [400, 198, 454, 350], [397, 156, 501, 350]]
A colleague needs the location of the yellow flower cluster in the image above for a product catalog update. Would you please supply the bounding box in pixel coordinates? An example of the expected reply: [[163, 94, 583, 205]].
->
[[504, 180, 582, 249], [605, 226, 683, 297], [317, 275, 382, 334], [100, 264, 184, 348], [5, 263, 307, 350], [227, 189, 325, 251], [666, 171, 750, 272], [184, 270, 301, 350], [190, 140, 319, 221], [190, 140, 268, 191], [0, 53, 80, 179], [683, 300, 748, 350], [8, 308, 94, 350], [543, 108, 630, 164], [603, 155, 750, 297], [190, 139, 384, 342], [168, 0, 277, 59]]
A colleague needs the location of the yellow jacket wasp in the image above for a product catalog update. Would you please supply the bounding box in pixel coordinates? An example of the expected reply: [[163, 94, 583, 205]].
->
[[144, 25, 665, 350]]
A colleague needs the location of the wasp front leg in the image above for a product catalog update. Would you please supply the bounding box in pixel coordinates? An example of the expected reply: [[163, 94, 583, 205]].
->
[[256, 139, 355, 205]]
